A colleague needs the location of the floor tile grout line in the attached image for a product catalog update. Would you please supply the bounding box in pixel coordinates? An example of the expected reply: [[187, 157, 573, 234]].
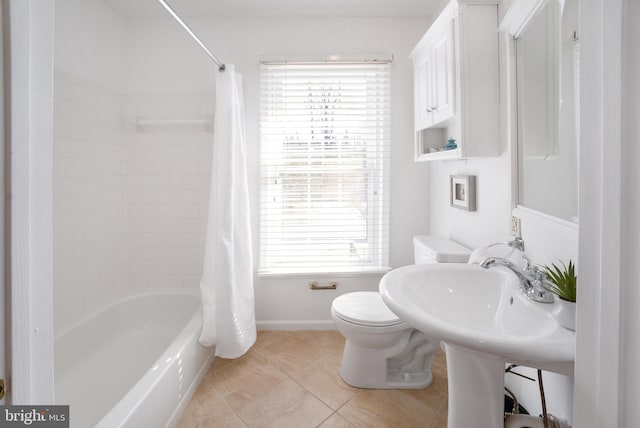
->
[[245, 332, 341, 426], [231, 402, 251, 428], [258, 331, 358, 425], [314, 410, 338, 428], [214, 346, 298, 427], [219, 371, 296, 417], [286, 375, 340, 415]]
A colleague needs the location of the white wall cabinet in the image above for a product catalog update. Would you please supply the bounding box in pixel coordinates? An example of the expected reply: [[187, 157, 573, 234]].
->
[[411, 0, 500, 161]]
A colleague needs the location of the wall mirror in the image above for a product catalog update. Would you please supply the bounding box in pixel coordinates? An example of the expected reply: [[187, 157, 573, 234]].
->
[[503, 0, 580, 223]]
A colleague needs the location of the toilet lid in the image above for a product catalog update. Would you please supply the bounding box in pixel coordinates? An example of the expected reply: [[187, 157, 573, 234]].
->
[[332, 292, 404, 327]]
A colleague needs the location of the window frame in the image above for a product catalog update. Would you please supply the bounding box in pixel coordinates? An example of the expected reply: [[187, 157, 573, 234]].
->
[[258, 58, 392, 276]]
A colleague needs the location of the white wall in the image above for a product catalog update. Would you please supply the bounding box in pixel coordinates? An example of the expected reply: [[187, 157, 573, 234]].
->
[[428, 156, 512, 248], [54, 0, 127, 92]]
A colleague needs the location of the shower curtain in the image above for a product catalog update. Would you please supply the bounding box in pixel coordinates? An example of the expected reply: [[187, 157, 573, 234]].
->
[[199, 64, 256, 358]]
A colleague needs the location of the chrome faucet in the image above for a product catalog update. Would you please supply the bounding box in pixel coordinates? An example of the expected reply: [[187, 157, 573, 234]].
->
[[479, 255, 554, 303], [485, 237, 525, 252]]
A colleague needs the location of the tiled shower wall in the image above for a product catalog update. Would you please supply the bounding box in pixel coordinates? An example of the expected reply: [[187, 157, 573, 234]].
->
[[124, 96, 213, 291], [53, 71, 214, 335], [53, 70, 127, 334]]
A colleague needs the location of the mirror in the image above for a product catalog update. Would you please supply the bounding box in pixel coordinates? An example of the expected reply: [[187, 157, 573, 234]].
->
[[515, 0, 580, 223]]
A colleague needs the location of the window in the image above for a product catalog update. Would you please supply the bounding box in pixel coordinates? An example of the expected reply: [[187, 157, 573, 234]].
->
[[259, 60, 391, 274]]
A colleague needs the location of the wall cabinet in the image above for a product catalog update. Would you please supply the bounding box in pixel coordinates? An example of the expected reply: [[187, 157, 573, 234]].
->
[[411, 0, 500, 161]]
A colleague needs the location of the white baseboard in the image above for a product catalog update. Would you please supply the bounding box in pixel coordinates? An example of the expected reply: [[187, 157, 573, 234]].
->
[[256, 320, 337, 331]]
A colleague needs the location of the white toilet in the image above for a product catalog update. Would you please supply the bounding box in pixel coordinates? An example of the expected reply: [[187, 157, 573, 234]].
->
[[331, 235, 471, 389]]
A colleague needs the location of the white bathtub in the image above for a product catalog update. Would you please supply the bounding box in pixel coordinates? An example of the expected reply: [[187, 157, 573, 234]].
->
[[54, 291, 215, 428]]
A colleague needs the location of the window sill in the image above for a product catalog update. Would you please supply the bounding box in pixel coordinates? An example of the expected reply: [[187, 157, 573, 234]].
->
[[257, 266, 392, 279]]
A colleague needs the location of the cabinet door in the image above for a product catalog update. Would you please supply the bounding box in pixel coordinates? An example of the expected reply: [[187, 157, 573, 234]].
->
[[414, 55, 434, 129], [431, 19, 455, 124]]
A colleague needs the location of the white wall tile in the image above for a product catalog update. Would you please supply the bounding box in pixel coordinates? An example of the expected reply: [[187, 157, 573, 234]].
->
[[168, 174, 201, 191], [54, 77, 213, 333], [124, 96, 212, 292], [53, 73, 128, 335]]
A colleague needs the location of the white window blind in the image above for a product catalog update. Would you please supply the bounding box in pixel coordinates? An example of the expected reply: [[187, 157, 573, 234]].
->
[[259, 61, 391, 274]]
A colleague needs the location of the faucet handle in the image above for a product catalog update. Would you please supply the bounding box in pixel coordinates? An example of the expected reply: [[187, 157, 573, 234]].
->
[[521, 256, 546, 281], [527, 268, 555, 303], [534, 267, 547, 280]]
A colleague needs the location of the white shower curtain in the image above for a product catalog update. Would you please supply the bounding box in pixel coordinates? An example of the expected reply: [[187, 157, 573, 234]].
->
[[199, 64, 256, 358]]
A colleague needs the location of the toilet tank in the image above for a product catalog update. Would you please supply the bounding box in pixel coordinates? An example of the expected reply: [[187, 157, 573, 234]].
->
[[413, 235, 471, 264]]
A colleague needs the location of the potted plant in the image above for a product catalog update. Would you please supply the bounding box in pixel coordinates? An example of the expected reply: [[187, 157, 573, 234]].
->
[[543, 260, 577, 330]]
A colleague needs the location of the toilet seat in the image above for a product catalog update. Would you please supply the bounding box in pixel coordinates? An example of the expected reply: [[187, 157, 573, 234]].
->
[[332, 292, 405, 327]]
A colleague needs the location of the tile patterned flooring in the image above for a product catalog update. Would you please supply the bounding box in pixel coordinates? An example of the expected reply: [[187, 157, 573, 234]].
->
[[177, 330, 449, 428]]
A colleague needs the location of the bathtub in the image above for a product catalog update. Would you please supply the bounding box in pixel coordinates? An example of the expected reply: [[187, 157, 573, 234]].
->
[[54, 291, 215, 428]]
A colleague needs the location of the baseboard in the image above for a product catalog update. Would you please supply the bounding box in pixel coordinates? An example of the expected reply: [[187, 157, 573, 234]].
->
[[256, 320, 337, 331]]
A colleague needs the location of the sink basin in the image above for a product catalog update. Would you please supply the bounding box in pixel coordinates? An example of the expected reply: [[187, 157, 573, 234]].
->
[[379, 263, 574, 370], [379, 263, 575, 428]]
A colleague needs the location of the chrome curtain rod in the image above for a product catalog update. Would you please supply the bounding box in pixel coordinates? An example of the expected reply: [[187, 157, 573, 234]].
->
[[155, 0, 226, 72]]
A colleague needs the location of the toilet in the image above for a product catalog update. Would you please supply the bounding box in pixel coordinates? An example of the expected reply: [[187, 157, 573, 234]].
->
[[331, 235, 471, 389]]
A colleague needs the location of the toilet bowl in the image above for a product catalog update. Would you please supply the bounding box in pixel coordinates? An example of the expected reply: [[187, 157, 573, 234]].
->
[[332, 291, 438, 388], [331, 235, 470, 389]]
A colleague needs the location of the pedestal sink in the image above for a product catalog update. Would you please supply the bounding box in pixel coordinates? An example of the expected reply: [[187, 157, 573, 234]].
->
[[379, 263, 575, 428]]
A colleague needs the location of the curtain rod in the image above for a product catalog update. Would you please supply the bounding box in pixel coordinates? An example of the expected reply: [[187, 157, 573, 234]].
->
[[155, 0, 226, 72]]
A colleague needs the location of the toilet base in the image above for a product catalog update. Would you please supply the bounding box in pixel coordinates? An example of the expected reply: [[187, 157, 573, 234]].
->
[[338, 330, 438, 389], [339, 364, 434, 389]]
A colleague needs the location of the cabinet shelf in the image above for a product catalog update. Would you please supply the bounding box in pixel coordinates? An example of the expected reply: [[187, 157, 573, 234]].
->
[[415, 149, 460, 162]]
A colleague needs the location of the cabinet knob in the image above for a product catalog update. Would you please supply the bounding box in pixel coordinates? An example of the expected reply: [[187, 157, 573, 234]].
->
[[431, 106, 437, 111], [426, 108, 432, 112]]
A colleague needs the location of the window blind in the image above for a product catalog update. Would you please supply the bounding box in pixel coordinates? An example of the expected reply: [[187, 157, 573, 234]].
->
[[259, 61, 391, 274]]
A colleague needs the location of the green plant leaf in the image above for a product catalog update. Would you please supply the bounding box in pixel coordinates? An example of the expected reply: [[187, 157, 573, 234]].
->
[[542, 260, 577, 302]]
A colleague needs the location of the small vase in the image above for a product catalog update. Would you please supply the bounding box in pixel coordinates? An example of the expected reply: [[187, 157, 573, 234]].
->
[[553, 299, 576, 331], [445, 138, 457, 150]]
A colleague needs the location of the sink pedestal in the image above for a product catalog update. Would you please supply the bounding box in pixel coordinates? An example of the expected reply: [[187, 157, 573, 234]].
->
[[444, 343, 505, 428]]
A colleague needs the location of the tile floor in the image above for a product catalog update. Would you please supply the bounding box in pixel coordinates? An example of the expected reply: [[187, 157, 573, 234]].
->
[[177, 330, 449, 428]]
